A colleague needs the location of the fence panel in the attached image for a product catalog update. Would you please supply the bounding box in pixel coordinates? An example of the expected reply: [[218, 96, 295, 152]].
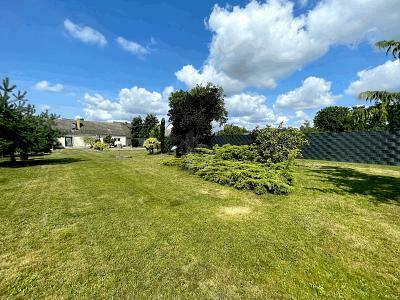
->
[[209, 131, 400, 166]]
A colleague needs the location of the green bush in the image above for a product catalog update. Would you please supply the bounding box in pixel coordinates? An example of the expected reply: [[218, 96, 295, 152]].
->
[[93, 141, 109, 151], [83, 136, 96, 148], [143, 137, 160, 154], [252, 126, 308, 164], [213, 144, 258, 161], [164, 153, 294, 195], [131, 138, 140, 147]]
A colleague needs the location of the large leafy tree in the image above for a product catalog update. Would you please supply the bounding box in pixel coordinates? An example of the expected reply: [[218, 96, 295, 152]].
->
[[0, 78, 60, 162], [168, 84, 227, 153], [142, 114, 159, 138], [217, 124, 248, 136], [131, 116, 143, 138], [358, 40, 400, 131], [313, 106, 352, 132]]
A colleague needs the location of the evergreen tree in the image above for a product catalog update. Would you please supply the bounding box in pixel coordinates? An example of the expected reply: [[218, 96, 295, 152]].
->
[[160, 118, 166, 153], [0, 78, 60, 162], [142, 114, 159, 137], [131, 116, 143, 138]]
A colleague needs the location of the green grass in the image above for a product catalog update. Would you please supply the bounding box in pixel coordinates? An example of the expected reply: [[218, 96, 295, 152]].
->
[[0, 150, 399, 299]]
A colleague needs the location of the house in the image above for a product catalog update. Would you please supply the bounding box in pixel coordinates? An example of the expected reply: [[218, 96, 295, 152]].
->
[[54, 118, 131, 148]]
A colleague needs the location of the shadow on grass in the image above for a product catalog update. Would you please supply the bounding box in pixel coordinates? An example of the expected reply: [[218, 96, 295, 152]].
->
[[0, 157, 85, 168], [307, 166, 400, 204]]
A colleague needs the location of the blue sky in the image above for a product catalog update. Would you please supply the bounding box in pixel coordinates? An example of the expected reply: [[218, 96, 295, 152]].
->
[[1, 0, 399, 128]]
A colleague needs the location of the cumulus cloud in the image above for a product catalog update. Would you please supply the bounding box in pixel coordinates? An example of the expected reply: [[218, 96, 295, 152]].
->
[[64, 19, 107, 47], [225, 93, 276, 129], [176, 0, 400, 92], [83, 86, 172, 121], [175, 65, 245, 95], [346, 60, 400, 96], [275, 76, 339, 110], [116, 36, 149, 57], [33, 80, 64, 92]]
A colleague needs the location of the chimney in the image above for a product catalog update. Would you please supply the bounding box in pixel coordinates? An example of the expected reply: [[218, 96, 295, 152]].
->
[[76, 118, 84, 130]]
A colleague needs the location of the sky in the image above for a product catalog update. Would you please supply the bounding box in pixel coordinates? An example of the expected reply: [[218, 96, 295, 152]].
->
[[1, 0, 400, 129]]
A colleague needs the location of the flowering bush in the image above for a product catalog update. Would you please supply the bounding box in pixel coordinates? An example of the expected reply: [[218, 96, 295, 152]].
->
[[93, 141, 109, 151], [143, 138, 160, 154]]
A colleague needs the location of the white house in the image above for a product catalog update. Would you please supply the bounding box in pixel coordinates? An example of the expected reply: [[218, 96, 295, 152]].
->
[[54, 118, 131, 148]]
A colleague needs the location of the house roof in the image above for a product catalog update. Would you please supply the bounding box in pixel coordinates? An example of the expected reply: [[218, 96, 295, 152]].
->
[[54, 118, 131, 136]]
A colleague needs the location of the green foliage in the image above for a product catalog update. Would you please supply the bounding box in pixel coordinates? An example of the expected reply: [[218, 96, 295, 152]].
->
[[252, 126, 308, 164], [357, 40, 400, 130], [143, 137, 160, 154], [168, 84, 227, 153], [217, 124, 248, 136], [131, 116, 143, 138], [213, 144, 258, 162], [103, 134, 112, 145], [83, 136, 96, 148], [131, 138, 140, 147], [93, 141, 109, 151], [164, 153, 294, 195], [314, 106, 352, 132], [160, 118, 166, 153], [0, 77, 60, 161], [375, 40, 400, 60], [299, 120, 318, 135], [143, 114, 159, 138]]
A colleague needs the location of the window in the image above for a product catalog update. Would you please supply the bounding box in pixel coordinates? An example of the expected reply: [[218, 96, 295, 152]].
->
[[65, 137, 73, 147]]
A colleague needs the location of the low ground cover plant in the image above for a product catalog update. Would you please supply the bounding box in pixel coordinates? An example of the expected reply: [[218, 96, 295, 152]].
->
[[164, 126, 306, 195]]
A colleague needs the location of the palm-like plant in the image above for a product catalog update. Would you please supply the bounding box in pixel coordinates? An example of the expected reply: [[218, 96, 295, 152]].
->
[[358, 40, 400, 127], [375, 40, 400, 60]]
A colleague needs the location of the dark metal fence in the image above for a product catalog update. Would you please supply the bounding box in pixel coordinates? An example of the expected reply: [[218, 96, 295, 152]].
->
[[209, 131, 400, 166]]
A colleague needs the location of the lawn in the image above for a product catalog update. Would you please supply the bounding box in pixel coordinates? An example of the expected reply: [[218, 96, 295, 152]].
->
[[0, 150, 399, 299]]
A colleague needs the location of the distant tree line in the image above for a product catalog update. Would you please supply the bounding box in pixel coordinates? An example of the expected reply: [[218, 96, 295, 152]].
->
[[0, 78, 60, 162]]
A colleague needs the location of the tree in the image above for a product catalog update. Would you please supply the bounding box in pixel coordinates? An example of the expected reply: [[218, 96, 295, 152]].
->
[[143, 137, 160, 154], [142, 114, 159, 138], [358, 40, 400, 130], [299, 120, 318, 135], [103, 134, 112, 145], [314, 106, 352, 132], [159, 118, 166, 153], [375, 40, 400, 60], [0, 77, 60, 161], [168, 84, 227, 154], [131, 116, 143, 138], [217, 124, 248, 136]]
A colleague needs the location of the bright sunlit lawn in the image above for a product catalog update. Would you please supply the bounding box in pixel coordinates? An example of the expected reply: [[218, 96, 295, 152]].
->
[[0, 149, 399, 298]]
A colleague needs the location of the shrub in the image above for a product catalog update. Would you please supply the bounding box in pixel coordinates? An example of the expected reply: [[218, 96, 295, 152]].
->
[[103, 134, 112, 145], [252, 126, 308, 164], [143, 137, 161, 154], [83, 136, 96, 148], [213, 144, 257, 161], [164, 153, 294, 195], [93, 141, 109, 151], [131, 138, 140, 147]]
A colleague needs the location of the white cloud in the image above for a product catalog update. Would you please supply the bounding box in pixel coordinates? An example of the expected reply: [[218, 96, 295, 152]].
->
[[275, 76, 339, 110], [83, 86, 172, 121], [294, 110, 309, 120], [346, 60, 400, 96], [64, 19, 107, 47], [175, 65, 245, 95], [176, 0, 400, 93], [225, 93, 276, 129], [33, 80, 64, 92], [116, 36, 149, 57]]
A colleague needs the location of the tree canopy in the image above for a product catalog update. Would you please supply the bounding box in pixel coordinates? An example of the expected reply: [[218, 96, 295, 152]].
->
[[0, 78, 60, 161], [168, 84, 227, 153], [313, 106, 352, 132]]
